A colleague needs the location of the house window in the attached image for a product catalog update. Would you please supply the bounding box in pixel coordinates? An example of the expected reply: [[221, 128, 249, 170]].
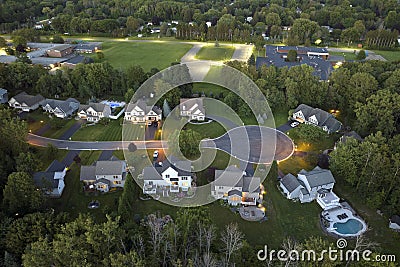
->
[[113, 181, 121, 185], [113, 175, 118, 179], [165, 174, 170, 179], [218, 186, 224, 189], [182, 177, 188, 180]]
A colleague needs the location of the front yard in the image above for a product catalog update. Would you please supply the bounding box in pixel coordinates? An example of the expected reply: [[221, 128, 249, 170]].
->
[[71, 119, 123, 141]]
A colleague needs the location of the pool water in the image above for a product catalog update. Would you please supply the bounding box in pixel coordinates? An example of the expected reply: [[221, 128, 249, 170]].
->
[[333, 219, 363, 235]]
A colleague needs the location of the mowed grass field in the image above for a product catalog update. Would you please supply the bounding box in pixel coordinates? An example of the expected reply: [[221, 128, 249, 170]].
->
[[72, 119, 122, 141], [95, 41, 193, 71], [195, 45, 235, 61]]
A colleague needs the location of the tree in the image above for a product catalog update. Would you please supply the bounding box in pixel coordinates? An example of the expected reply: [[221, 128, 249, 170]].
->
[[0, 36, 7, 48], [97, 51, 105, 60], [168, 129, 202, 159], [3, 172, 43, 215], [265, 12, 281, 28], [126, 16, 141, 34], [247, 54, 255, 66], [52, 35, 64, 44], [16, 53, 32, 64], [107, 251, 145, 267], [221, 223, 243, 266], [295, 124, 327, 143], [356, 50, 366, 60], [118, 174, 136, 221], [355, 89, 400, 136], [290, 18, 319, 44], [44, 144, 59, 161], [12, 36, 27, 48], [286, 50, 297, 62], [15, 152, 40, 174]]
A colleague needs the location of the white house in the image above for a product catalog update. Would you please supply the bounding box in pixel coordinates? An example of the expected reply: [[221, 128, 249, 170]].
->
[[80, 157, 127, 193], [292, 104, 342, 134], [180, 98, 205, 121], [33, 160, 68, 197], [141, 156, 192, 194], [124, 99, 162, 123], [8, 92, 45, 112], [42, 98, 80, 118], [78, 103, 111, 122], [280, 166, 339, 209], [389, 215, 400, 231], [211, 165, 262, 206], [0, 88, 8, 104]]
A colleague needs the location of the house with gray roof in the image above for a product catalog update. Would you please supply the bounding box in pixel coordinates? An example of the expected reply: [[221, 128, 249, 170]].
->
[[292, 104, 342, 133], [180, 98, 205, 121], [0, 88, 8, 104], [124, 98, 162, 124], [211, 165, 262, 206], [61, 55, 94, 69], [8, 92, 45, 112], [280, 166, 340, 209], [42, 98, 80, 118], [80, 156, 127, 192], [141, 156, 192, 194], [33, 160, 68, 197], [78, 102, 111, 122]]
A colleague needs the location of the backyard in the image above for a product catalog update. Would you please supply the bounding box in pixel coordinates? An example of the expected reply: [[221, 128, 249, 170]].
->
[[195, 45, 235, 61], [93, 41, 193, 71]]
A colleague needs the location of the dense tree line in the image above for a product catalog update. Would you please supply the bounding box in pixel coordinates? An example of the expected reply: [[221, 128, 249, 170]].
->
[[1, 0, 400, 48]]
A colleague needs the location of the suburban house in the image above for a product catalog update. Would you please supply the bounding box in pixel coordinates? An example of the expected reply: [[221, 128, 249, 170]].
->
[[389, 215, 400, 231], [334, 131, 363, 149], [42, 98, 80, 118], [280, 166, 339, 209], [61, 55, 94, 69], [8, 92, 45, 112], [0, 88, 8, 104], [292, 104, 342, 134], [211, 165, 262, 206], [78, 103, 111, 122], [124, 98, 162, 123], [33, 160, 68, 197], [141, 156, 192, 194], [80, 157, 127, 193], [46, 44, 74, 58], [180, 98, 206, 121]]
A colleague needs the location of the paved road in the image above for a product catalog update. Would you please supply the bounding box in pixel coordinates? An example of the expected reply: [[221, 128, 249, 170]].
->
[[201, 126, 294, 163], [35, 124, 51, 136], [28, 125, 294, 164], [327, 47, 386, 61], [28, 134, 166, 150], [59, 120, 84, 140]]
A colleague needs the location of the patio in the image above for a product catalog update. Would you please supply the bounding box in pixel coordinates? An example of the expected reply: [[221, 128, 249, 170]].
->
[[239, 206, 265, 221]]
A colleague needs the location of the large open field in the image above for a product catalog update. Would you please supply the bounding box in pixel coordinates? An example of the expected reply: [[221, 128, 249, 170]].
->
[[195, 45, 235, 61], [95, 41, 193, 71]]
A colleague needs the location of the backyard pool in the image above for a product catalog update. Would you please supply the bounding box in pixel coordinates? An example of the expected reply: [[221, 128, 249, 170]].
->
[[101, 100, 126, 109], [333, 218, 365, 236]]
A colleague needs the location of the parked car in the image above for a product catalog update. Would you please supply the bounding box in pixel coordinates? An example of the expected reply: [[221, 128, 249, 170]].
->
[[153, 150, 159, 158], [290, 121, 300, 127]]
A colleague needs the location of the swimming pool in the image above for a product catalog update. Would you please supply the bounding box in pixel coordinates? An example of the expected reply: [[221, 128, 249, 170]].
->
[[101, 100, 126, 109], [333, 218, 365, 236]]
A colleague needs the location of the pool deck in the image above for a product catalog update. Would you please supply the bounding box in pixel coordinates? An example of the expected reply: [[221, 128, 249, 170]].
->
[[321, 203, 367, 238]]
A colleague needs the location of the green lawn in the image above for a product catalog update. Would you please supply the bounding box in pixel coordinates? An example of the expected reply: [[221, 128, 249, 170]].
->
[[329, 51, 358, 61], [192, 83, 228, 98], [185, 121, 226, 139], [72, 119, 122, 141], [273, 108, 289, 127], [287, 128, 340, 153], [372, 49, 400, 62], [93, 41, 193, 71], [278, 154, 318, 175], [195, 45, 235, 61]]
